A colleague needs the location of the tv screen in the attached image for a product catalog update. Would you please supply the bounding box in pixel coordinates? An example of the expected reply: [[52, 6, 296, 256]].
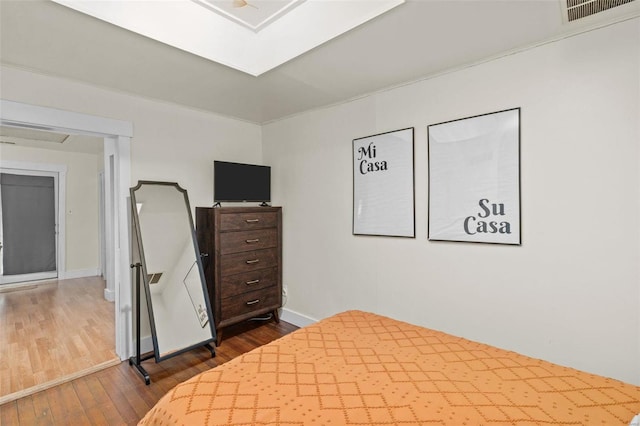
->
[[214, 161, 271, 203]]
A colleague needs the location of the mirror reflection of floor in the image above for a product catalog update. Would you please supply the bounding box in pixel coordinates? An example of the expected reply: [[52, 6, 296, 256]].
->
[[0, 276, 119, 404]]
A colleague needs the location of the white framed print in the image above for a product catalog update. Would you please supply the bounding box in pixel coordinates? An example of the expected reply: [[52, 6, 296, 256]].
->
[[353, 127, 415, 237], [428, 108, 521, 245]]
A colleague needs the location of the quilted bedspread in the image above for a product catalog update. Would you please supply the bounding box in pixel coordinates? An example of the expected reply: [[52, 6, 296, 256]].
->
[[140, 310, 640, 425]]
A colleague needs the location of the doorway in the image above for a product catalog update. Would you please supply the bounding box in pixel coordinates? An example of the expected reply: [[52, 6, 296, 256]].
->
[[0, 99, 133, 362], [0, 124, 122, 402]]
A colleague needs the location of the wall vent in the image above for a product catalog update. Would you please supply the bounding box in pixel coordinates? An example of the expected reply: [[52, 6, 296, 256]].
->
[[565, 0, 636, 21], [147, 272, 163, 284]]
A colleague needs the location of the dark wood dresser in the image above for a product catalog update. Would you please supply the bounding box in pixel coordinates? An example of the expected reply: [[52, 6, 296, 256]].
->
[[195, 206, 282, 345]]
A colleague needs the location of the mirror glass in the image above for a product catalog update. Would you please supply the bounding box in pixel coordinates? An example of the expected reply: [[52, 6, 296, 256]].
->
[[131, 181, 215, 360]]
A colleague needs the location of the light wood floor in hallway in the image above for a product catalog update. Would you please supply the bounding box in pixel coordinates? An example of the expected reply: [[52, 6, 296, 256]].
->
[[0, 277, 118, 403]]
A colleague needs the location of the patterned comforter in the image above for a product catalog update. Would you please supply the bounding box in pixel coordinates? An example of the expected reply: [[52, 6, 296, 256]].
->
[[140, 310, 640, 425]]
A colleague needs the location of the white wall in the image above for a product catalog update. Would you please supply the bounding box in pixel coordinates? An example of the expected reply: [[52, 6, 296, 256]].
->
[[0, 145, 100, 274], [263, 19, 640, 385], [0, 66, 263, 210]]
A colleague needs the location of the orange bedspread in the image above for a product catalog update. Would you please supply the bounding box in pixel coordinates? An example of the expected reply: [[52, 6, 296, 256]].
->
[[140, 311, 640, 425]]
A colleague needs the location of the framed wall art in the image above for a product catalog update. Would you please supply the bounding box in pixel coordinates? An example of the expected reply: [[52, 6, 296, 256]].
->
[[428, 108, 521, 245], [353, 127, 415, 237]]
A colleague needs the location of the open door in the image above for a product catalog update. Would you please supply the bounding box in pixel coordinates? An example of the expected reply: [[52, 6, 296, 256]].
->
[[0, 171, 58, 285]]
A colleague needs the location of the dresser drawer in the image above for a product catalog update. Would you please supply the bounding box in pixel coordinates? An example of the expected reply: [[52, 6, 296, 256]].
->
[[220, 212, 278, 232], [219, 248, 278, 275], [221, 286, 280, 321], [219, 228, 277, 255], [220, 267, 277, 299]]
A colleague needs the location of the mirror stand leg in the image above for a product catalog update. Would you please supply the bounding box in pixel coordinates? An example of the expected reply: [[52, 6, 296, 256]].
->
[[129, 356, 151, 385], [204, 343, 216, 358], [130, 262, 152, 385]]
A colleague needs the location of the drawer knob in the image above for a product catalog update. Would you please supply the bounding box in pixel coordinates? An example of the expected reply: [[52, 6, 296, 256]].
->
[[246, 299, 260, 305], [246, 259, 260, 264], [245, 219, 259, 223], [246, 279, 260, 285], [245, 238, 260, 244]]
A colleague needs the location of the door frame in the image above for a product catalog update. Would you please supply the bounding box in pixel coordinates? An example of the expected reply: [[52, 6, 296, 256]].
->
[[98, 171, 106, 282], [0, 99, 134, 361], [0, 162, 66, 285]]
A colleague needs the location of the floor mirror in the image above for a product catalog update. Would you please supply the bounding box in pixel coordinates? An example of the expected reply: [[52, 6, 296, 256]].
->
[[129, 181, 216, 384]]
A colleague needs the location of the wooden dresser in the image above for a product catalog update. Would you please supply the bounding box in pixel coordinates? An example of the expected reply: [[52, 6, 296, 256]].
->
[[195, 206, 282, 345]]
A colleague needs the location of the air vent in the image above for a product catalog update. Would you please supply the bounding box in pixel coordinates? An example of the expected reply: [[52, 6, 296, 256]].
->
[[147, 272, 163, 284], [565, 0, 636, 21], [0, 125, 69, 144]]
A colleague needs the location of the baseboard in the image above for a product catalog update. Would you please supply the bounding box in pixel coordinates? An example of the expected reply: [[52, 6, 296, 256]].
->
[[63, 268, 101, 280], [126, 336, 154, 360], [104, 288, 115, 302], [280, 308, 317, 328], [138, 335, 154, 355]]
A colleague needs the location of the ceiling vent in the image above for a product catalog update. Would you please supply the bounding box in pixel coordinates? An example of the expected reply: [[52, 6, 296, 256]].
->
[[564, 0, 636, 21], [0, 125, 69, 144]]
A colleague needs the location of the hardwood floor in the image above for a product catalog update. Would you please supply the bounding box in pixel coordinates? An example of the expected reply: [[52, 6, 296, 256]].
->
[[0, 277, 118, 404], [0, 319, 298, 425]]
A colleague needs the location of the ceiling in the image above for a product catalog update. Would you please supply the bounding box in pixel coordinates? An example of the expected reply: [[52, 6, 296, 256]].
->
[[0, 0, 638, 125]]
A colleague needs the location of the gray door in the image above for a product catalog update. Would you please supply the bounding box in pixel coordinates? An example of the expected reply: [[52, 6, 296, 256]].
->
[[0, 172, 58, 284]]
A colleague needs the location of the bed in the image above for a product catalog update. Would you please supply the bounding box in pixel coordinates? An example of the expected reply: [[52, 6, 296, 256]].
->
[[140, 310, 640, 425]]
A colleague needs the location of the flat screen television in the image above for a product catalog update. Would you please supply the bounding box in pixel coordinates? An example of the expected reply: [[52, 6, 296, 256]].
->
[[214, 161, 271, 203]]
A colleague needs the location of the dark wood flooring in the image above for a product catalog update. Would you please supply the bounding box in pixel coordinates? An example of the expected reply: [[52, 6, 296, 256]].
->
[[0, 319, 298, 425]]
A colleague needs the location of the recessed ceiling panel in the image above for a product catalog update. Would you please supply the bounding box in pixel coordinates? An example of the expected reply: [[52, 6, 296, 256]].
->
[[50, 0, 405, 76], [193, 0, 305, 32]]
